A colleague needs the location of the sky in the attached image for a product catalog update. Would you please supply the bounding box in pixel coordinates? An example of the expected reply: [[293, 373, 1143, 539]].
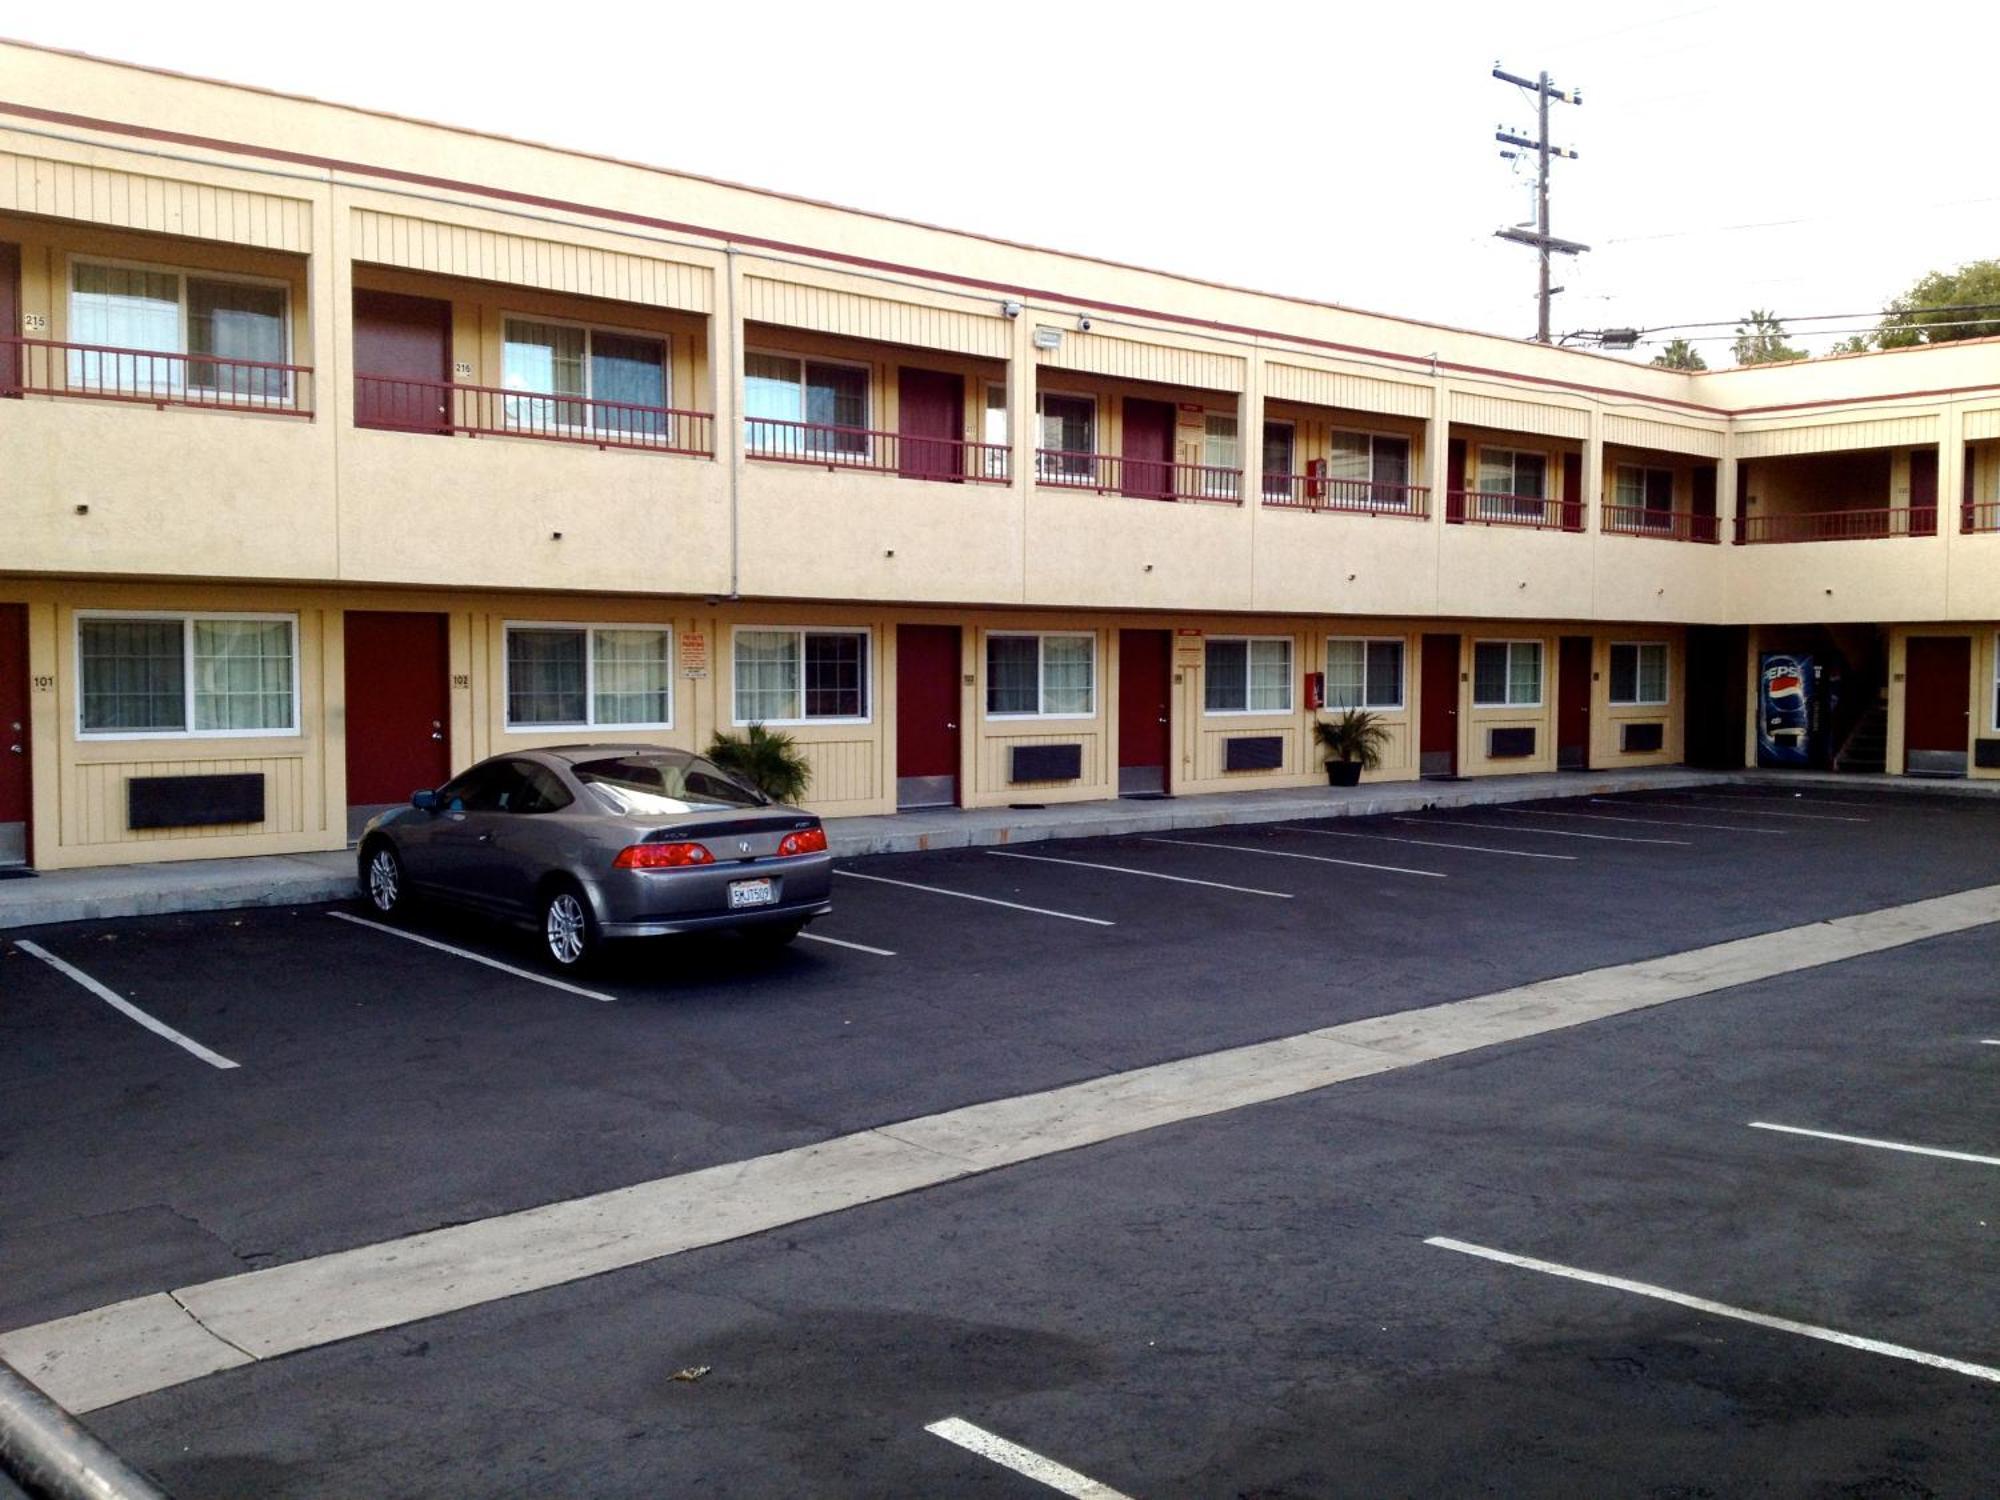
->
[[6, 0, 1998, 364]]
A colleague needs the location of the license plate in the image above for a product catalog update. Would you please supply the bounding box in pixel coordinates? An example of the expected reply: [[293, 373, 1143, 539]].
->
[[728, 878, 776, 910]]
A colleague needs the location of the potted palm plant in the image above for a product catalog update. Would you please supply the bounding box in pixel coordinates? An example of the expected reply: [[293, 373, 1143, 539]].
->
[[1314, 708, 1390, 787], [705, 723, 813, 804]]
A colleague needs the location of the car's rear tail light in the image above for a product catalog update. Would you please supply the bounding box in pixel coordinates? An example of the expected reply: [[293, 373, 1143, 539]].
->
[[614, 842, 715, 869], [778, 827, 828, 857]]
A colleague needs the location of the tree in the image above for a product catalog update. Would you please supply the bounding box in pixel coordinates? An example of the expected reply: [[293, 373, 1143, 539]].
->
[[1877, 260, 2000, 348], [1650, 338, 1707, 370], [1732, 309, 1806, 366], [1826, 334, 1874, 356]]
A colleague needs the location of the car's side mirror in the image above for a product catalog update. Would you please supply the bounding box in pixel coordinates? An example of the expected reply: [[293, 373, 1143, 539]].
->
[[411, 789, 441, 812]]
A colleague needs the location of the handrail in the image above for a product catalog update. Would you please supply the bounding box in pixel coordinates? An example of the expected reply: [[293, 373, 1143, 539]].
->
[[1734, 507, 1936, 544], [353, 373, 713, 456], [1034, 449, 1242, 504], [0, 1359, 173, 1500], [1261, 475, 1430, 518], [1446, 489, 1584, 531], [0, 337, 312, 416], [1602, 505, 1721, 543], [745, 417, 1009, 482]]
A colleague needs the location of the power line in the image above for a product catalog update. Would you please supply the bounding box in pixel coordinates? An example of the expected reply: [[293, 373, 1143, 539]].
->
[[1490, 64, 1586, 344]]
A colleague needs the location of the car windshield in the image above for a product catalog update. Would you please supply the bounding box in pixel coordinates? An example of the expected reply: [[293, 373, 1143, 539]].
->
[[571, 753, 767, 815]]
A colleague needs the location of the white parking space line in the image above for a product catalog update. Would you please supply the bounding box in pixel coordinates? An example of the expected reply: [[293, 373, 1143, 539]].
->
[[1142, 836, 1444, 879], [14, 940, 239, 1071], [987, 848, 1293, 897], [1620, 797, 1866, 823], [926, 1417, 1133, 1499], [797, 932, 897, 957], [1395, 817, 1688, 847], [1280, 824, 1575, 861], [1748, 1121, 2000, 1168], [835, 869, 1114, 925], [1427, 1236, 2000, 1385], [1982, 1039, 2000, 1046], [1697, 789, 1882, 809], [1505, 807, 1786, 835], [327, 911, 614, 1001]]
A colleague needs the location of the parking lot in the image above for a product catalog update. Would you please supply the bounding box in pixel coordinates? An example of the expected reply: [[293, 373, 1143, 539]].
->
[[3, 783, 1997, 1497]]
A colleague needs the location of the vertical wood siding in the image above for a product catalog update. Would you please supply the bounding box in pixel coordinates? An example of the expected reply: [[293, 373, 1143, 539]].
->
[[65, 756, 308, 845], [0, 151, 312, 251], [742, 277, 1007, 357]]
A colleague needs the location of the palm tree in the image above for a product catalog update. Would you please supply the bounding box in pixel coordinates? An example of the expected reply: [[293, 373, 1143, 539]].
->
[[1650, 338, 1707, 371]]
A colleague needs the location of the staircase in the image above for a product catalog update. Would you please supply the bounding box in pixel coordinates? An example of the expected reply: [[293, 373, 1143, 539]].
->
[[1833, 703, 1888, 773]]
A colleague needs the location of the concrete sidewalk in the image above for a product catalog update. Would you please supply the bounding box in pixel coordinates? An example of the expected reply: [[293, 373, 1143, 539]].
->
[[4, 764, 1979, 932]]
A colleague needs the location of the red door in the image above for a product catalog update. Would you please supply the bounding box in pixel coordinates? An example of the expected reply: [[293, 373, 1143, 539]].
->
[[1118, 629, 1173, 795], [1446, 438, 1467, 521], [1557, 635, 1592, 770], [1561, 451, 1584, 531], [344, 612, 452, 833], [1420, 633, 1460, 777], [897, 368, 964, 482], [1903, 636, 1970, 774], [896, 625, 961, 808], [1121, 398, 1175, 500], [0, 241, 21, 396], [353, 290, 451, 433], [0, 604, 30, 866], [1691, 465, 1718, 542], [1909, 448, 1939, 536]]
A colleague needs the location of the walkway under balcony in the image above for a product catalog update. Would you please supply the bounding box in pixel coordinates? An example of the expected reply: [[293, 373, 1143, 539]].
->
[[1446, 430, 1583, 532], [1735, 448, 1937, 545], [1035, 379, 1242, 505], [1258, 401, 1428, 519], [1600, 445, 1721, 544]]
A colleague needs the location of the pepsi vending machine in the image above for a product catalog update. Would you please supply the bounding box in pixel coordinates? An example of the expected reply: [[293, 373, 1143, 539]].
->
[[1757, 653, 1824, 767]]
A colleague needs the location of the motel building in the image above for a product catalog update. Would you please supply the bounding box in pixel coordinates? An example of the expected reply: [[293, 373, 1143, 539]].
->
[[3, 42, 2000, 876]]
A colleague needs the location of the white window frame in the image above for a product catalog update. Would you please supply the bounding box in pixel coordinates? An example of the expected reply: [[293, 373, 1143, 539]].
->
[[501, 620, 675, 731], [1607, 641, 1670, 707], [74, 609, 302, 741], [499, 311, 671, 439], [729, 625, 874, 727], [1472, 638, 1545, 709], [744, 350, 874, 462], [1203, 635, 1294, 716], [1324, 636, 1406, 710], [984, 631, 1098, 720], [982, 382, 1010, 479], [66, 254, 294, 403], [1035, 391, 1098, 483]]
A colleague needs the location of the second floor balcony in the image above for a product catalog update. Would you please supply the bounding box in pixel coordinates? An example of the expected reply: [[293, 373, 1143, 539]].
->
[[1735, 448, 1936, 545], [1600, 447, 1721, 543], [1034, 382, 1242, 505], [1446, 433, 1584, 532]]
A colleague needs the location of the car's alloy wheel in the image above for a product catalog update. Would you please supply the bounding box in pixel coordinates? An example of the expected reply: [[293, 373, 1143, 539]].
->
[[366, 845, 404, 915], [543, 889, 591, 968]]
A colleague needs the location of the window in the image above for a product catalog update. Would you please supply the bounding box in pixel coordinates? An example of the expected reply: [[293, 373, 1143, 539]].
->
[[1472, 640, 1543, 707], [77, 613, 297, 737], [69, 260, 290, 400], [1205, 638, 1292, 714], [1330, 430, 1412, 502], [1608, 642, 1669, 705], [504, 624, 673, 729], [1614, 464, 1676, 527], [1477, 446, 1548, 519], [1325, 638, 1405, 709], [1037, 392, 1096, 481], [1196, 413, 1241, 499], [983, 383, 1009, 479], [745, 353, 869, 457], [986, 633, 1095, 717], [1262, 421, 1296, 500], [502, 319, 668, 442], [732, 628, 870, 723]]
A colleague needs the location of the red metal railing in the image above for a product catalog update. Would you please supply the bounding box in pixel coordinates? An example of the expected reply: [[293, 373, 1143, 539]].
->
[[354, 374, 713, 455], [1602, 505, 1721, 543], [1035, 450, 1242, 504], [1261, 475, 1430, 518], [1445, 489, 1584, 532], [1962, 500, 2000, 533], [0, 337, 313, 414], [1734, 507, 1937, 544], [745, 417, 1009, 482]]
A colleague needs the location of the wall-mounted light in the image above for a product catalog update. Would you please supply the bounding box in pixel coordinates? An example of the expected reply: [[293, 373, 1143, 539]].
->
[[1031, 325, 1063, 351], [551, 531, 564, 541], [1076, 316, 1093, 332], [1001, 300, 1022, 319]]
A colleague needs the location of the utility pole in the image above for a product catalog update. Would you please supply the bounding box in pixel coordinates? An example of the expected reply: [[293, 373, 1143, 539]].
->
[[1492, 65, 1586, 343]]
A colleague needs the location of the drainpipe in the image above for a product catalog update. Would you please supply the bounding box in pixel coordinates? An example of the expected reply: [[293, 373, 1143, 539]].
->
[[725, 244, 742, 601]]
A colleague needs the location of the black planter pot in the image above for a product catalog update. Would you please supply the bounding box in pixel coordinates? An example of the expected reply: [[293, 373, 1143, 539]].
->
[[1326, 760, 1363, 787]]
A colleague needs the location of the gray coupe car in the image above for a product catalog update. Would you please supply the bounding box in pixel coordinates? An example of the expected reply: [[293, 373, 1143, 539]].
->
[[356, 745, 833, 969]]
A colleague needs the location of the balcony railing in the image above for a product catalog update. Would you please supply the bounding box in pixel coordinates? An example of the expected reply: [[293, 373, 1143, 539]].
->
[[1734, 507, 1937, 544], [1962, 500, 2000, 533], [1445, 490, 1584, 532], [745, 418, 1009, 483], [1602, 505, 1721, 544], [1261, 475, 1430, 518], [354, 374, 713, 456], [1035, 450, 1242, 504], [0, 337, 313, 415]]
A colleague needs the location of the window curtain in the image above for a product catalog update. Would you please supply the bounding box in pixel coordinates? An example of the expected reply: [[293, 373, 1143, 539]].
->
[[508, 628, 588, 725], [1205, 640, 1248, 712], [503, 321, 586, 435], [986, 636, 1040, 714], [803, 633, 865, 718], [187, 279, 287, 400], [1041, 637, 1093, 714], [69, 264, 181, 395], [734, 630, 800, 722], [592, 628, 671, 725], [192, 619, 294, 731], [79, 618, 185, 733], [744, 353, 803, 454], [589, 332, 667, 444], [1247, 639, 1290, 711], [1325, 639, 1366, 709]]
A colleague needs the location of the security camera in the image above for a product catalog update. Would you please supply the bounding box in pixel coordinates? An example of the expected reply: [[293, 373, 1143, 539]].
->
[[1001, 299, 1022, 319], [1076, 316, 1093, 332]]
